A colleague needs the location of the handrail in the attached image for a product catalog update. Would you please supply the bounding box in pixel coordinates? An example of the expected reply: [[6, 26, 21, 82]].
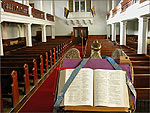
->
[[112, 6, 119, 17], [121, 0, 136, 12], [46, 13, 54, 21], [140, 0, 146, 3], [32, 8, 45, 20], [107, 12, 111, 19], [2, 0, 29, 16]]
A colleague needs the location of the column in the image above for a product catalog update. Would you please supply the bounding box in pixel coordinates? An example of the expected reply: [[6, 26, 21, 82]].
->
[[85, 0, 87, 12], [67, 0, 69, 9], [42, 25, 46, 42], [112, 0, 116, 9], [39, 0, 43, 11], [91, 0, 93, 8], [79, 0, 81, 12], [112, 23, 116, 41], [51, 0, 55, 15], [138, 17, 149, 54], [42, 0, 44, 11], [51, 25, 55, 39], [25, 23, 32, 47], [120, 21, 127, 45], [26, 0, 29, 5], [0, 23, 4, 56], [73, 0, 75, 12], [107, 25, 111, 39], [107, 0, 111, 12]]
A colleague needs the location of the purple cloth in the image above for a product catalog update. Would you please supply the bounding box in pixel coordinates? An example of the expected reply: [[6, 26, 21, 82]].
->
[[62, 59, 132, 81], [61, 59, 135, 109]]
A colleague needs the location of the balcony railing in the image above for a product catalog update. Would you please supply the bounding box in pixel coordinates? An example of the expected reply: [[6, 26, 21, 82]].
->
[[32, 8, 45, 20], [2, 0, 29, 16], [140, 0, 146, 3], [121, 0, 136, 12], [46, 13, 54, 21], [107, 12, 111, 19], [68, 12, 92, 19], [1, 0, 55, 22], [112, 6, 119, 17]]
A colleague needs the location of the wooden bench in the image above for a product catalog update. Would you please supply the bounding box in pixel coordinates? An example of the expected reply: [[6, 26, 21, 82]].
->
[[134, 74, 150, 88], [1, 38, 72, 111], [1, 71, 19, 107]]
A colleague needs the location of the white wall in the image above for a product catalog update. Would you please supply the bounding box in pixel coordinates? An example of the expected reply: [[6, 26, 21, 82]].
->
[[44, 1, 51, 14], [31, 25, 41, 36], [55, 0, 108, 36], [31, 25, 52, 36], [46, 26, 52, 36], [29, 0, 42, 10], [126, 20, 137, 35], [126, 19, 150, 37], [2, 23, 19, 39]]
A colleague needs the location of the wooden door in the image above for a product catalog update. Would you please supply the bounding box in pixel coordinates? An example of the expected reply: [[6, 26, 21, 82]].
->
[[73, 27, 88, 45]]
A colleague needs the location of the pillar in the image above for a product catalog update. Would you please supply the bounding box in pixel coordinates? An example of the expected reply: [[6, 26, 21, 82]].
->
[[138, 17, 149, 54], [51, 25, 55, 39], [112, 23, 116, 41], [42, 25, 46, 42], [73, 0, 75, 12], [51, 0, 55, 15], [120, 21, 127, 45], [85, 0, 87, 12], [25, 23, 32, 47], [42, 0, 44, 11], [91, 0, 93, 9], [79, 0, 81, 12], [112, 0, 116, 9], [107, 0, 111, 12], [26, 0, 29, 5], [0, 23, 4, 56], [39, 0, 43, 11], [107, 25, 111, 39]]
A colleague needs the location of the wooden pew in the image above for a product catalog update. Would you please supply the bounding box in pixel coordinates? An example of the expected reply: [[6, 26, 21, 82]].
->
[[131, 61, 150, 66], [1, 71, 19, 107], [1, 38, 71, 111], [133, 66, 150, 74], [134, 74, 150, 88]]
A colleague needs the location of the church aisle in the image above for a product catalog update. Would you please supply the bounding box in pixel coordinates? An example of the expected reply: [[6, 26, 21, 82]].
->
[[18, 64, 60, 112]]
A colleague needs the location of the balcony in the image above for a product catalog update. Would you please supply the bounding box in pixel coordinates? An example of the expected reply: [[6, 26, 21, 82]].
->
[[2, 0, 29, 16], [32, 8, 45, 20], [107, 0, 150, 24], [1, 0, 54, 25], [46, 13, 54, 22], [66, 12, 93, 25]]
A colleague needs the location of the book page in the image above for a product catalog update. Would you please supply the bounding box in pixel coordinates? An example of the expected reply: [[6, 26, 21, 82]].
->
[[59, 68, 93, 106], [94, 69, 129, 108]]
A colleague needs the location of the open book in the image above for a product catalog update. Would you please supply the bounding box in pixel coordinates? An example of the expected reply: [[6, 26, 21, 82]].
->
[[57, 68, 129, 112]]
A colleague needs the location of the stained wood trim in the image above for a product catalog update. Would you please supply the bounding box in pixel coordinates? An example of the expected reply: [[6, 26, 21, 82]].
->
[[11, 71, 19, 107], [40, 55, 44, 77], [46, 52, 49, 72], [33, 59, 38, 85], [24, 64, 30, 94]]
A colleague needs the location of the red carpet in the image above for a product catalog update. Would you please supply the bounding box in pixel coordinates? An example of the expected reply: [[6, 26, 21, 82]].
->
[[19, 65, 60, 112], [18, 46, 84, 112]]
